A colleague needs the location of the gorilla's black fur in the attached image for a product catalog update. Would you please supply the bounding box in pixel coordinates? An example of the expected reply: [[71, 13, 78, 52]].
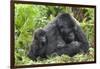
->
[[28, 29, 47, 60], [55, 13, 89, 53], [28, 13, 89, 60]]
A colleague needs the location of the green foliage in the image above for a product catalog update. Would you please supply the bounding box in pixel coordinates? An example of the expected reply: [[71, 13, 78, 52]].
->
[[21, 47, 94, 64], [15, 4, 95, 65]]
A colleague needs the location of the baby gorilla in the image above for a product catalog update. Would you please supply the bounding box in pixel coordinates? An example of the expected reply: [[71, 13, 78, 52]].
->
[[28, 29, 48, 60]]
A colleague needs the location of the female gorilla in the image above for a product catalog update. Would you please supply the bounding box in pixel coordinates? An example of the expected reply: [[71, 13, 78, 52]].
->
[[55, 13, 89, 56]]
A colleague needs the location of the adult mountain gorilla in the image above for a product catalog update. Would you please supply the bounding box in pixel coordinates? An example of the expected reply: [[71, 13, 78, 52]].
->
[[55, 13, 89, 56], [28, 13, 89, 60]]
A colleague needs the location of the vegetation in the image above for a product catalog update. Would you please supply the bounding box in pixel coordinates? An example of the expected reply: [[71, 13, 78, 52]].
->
[[14, 4, 95, 65]]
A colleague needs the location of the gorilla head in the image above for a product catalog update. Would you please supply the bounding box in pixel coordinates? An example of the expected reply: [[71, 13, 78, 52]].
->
[[56, 13, 75, 43], [28, 29, 47, 60], [34, 29, 47, 48]]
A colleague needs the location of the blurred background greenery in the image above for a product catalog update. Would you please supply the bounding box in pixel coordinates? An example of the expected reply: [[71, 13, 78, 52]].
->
[[14, 4, 95, 65]]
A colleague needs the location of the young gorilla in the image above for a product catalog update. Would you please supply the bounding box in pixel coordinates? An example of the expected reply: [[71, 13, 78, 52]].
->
[[28, 29, 48, 60], [34, 29, 47, 48]]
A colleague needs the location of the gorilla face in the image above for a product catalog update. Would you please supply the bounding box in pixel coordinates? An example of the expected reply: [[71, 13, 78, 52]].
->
[[34, 29, 47, 47], [34, 29, 46, 40], [58, 26, 75, 43], [65, 32, 75, 43]]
